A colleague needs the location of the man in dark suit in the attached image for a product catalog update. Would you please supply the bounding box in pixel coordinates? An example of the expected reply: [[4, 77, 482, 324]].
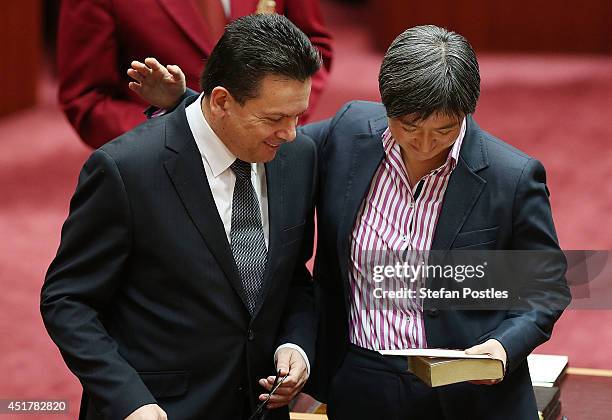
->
[[129, 24, 571, 420], [57, 0, 333, 148], [41, 15, 320, 420]]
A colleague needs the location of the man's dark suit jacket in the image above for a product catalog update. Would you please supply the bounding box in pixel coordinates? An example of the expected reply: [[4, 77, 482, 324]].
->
[[41, 95, 317, 420], [300, 101, 571, 420]]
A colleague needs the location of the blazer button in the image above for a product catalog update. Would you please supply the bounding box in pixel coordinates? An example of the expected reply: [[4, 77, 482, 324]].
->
[[426, 308, 439, 317], [248, 329, 255, 341]]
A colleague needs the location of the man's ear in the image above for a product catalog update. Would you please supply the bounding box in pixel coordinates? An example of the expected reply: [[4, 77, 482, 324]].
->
[[209, 86, 233, 117]]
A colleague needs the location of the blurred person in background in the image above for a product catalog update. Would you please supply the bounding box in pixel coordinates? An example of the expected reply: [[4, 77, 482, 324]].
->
[[57, 0, 332, 148]]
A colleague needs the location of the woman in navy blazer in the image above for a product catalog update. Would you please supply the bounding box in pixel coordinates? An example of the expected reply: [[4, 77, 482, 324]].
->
[[300, 26, 571, 420]]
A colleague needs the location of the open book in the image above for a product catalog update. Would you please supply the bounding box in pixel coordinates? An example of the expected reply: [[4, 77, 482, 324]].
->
[[378, 349, 504, 387]]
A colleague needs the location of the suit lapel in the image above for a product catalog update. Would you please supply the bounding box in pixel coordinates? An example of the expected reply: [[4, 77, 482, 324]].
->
[[431, 116, 489, 250], [336, 116, 386, 300], [163, 99, 250, 310], [251, 151, 284, 317], [157, 0, 216, 54]]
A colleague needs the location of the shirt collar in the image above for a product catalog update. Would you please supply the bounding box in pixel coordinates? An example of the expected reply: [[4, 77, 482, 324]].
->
[[447, 117, 466, 169], [186, 93, 256, 178]]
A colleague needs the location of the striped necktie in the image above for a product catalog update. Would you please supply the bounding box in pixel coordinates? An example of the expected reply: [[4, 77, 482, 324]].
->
[[229, 159, 267, 314]]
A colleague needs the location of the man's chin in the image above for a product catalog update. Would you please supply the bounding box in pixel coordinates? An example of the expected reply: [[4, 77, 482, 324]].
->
[[245, 152, 276, 164], [263, 151, 278, 162], [236, 148, 278, 163], [259, 145, 280, 162]]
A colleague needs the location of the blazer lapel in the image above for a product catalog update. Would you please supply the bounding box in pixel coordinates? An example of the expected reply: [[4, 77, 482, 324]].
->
[[336, 116, 386, 301], [251, 151, 284, 317], [163, 99, 249, 310], [157, 0, 216, 54], [431, 116, 489, 251]]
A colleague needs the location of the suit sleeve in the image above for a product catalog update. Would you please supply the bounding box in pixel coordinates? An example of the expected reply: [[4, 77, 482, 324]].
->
[[275, 137, 318, 363], [284, 0, 333, 122], [299, 118, 332, 149], [40, 150, 156, 419], [144, 88, 200, 119], [488, 159, 571, 373], [57, 0, 147, 148], [299, 101, 353, 151]]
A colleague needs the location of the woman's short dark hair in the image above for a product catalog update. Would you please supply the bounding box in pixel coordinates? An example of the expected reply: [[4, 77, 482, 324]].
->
[[200, 14, 322, 104], [378, 25, 480, 120]]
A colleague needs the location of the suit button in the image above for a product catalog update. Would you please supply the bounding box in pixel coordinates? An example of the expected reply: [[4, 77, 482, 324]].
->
[[248, 329, 255, 341], [237, 385, 244, 392], [426, 308, 439, 317]]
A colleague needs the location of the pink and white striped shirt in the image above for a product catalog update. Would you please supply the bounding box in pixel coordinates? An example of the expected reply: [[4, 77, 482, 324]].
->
[[348, 119, 466, 350]]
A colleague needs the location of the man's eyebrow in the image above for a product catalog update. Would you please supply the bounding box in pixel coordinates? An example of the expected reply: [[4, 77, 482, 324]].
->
[[262, 110, 306, 118]]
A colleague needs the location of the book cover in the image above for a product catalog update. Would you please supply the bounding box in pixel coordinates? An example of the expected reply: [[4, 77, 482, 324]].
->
[[379, 349, 504, 387], [407, 355, 503, 387]]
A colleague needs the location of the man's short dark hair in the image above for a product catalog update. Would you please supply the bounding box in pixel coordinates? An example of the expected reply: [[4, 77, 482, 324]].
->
[[200, 14, 322, 104], [378, 25, 480, 120]]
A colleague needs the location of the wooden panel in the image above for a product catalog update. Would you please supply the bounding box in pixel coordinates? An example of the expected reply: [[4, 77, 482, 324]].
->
[[370, 0, 612, 54], [0, 1, 42, 118]]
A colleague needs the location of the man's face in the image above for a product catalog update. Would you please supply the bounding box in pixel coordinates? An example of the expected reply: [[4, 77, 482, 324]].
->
[[217, 75, 311, 163], [387, 112, 464, 166]]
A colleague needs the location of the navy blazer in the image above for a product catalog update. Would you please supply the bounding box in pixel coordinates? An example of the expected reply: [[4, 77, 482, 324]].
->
[[41, 95, 317, 420], [300, 101, 571, 420]]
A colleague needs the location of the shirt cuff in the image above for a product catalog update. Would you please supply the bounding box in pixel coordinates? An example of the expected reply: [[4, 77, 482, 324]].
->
[[274, 343, 310, 376]]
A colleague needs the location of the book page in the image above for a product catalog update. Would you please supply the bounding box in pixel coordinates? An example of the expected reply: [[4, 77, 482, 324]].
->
[[378, 348, 494, 359], [528, 354, 568, 384]]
